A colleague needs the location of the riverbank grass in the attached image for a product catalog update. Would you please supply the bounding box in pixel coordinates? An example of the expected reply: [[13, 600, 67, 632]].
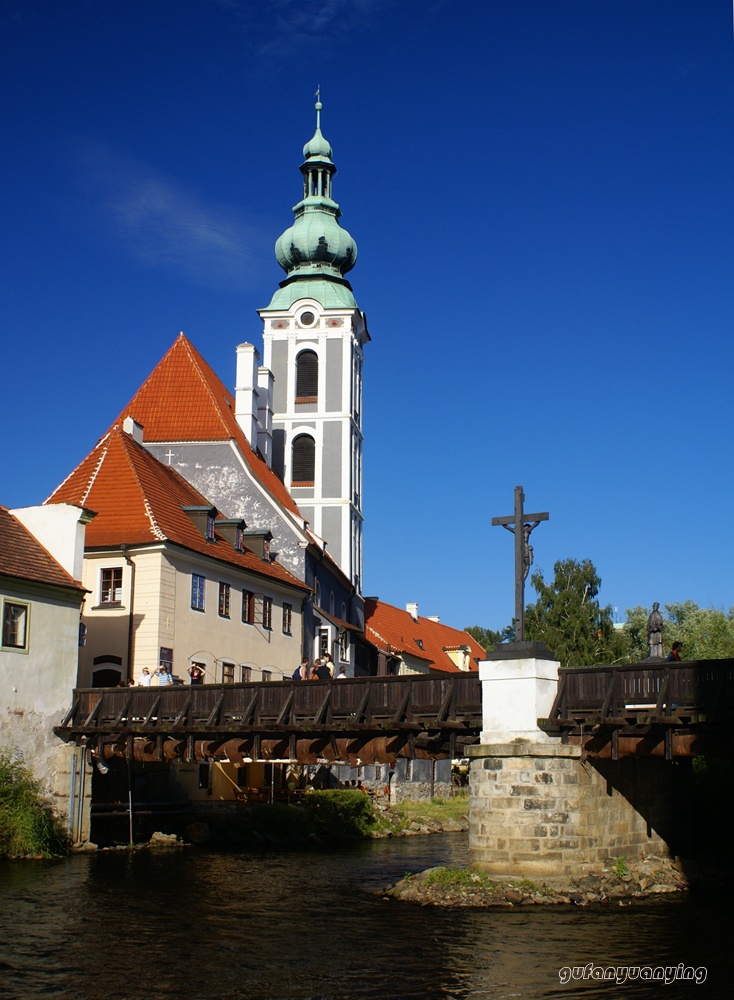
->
[[373, 794, 468, 836], [0, 749, 68, 859]]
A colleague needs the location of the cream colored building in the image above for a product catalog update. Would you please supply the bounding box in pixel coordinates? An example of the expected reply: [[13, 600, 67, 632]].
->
[[48, 422, 309, 687]]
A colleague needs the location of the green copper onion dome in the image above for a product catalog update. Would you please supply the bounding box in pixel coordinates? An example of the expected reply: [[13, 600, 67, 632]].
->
[[266, 96, 358, 310]]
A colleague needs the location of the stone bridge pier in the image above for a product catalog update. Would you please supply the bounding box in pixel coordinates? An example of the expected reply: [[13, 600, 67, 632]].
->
[[467, 643, 671, 876]]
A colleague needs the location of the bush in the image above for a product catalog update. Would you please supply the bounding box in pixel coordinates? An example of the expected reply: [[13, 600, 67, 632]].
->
[[302, 789, 377, 839], [0, 748, 69, 858]]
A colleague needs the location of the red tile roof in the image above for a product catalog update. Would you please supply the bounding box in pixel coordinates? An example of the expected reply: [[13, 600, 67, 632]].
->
[[0, 506, 86, 595], [107, 333, 303, 522], [364, 598, 485, 673], [46, 425, 309, 592]]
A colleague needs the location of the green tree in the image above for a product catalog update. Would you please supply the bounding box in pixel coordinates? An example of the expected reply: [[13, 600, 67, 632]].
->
[[524, 558, 619, 667], [465, 624, 515, 655]]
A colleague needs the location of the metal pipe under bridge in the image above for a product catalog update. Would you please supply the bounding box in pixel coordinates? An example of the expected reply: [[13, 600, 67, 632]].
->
[[55, 674, 483, 766]]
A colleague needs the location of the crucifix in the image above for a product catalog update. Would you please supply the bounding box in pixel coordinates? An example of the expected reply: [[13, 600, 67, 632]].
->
[[492, 485, 549, 643]]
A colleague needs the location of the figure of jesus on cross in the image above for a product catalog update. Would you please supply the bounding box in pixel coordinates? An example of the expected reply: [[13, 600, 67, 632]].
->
[[492, 486, 549, 643]]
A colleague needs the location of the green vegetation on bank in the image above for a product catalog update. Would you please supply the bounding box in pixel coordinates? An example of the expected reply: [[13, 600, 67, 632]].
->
[[187, 790, 466, 847], [0, 749, 69, 859], [372, 794, 468, 836]]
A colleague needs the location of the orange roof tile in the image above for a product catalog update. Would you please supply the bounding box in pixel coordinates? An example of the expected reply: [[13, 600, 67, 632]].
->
[[107, 333, 303, 522], [46, 426, 309, 593], [364, 598, 485, 673], [0, 506, 86, 595]]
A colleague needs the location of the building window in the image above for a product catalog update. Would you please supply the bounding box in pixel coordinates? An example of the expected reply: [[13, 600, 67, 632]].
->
[[329, 591, 335, 615], [295, 349, 318, 400], [282, 603, 292, 635], [262, 596, 273, 630], [261, 669, 272, 682], [319, 628, 329, 657], [197, 763, 211, 791], [191, 574, 206, 611], [206, 514, 216, 542], [222, 661, 235, 683], [100, 567, 123, 604], [240, 665, 252, 683], [339, 629, 349, 662], [2, 601, 29, 650], [242, 589, 255, 624], [160, 647, 173, 673], [78, 622, 87, 647], [291, 435, 315, 485], [218, 582, 231, 618]]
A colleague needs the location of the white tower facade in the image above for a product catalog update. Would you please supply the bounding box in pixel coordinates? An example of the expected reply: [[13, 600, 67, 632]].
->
[[260, 99, 369, 592]]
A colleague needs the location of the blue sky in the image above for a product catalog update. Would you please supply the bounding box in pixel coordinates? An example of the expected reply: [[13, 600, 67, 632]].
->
[[1, 1, 733, 632]]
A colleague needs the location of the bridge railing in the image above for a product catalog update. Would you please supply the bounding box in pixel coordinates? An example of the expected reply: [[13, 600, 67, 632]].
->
[[545, 658, 734, 728], [59, 673, 482, 736]]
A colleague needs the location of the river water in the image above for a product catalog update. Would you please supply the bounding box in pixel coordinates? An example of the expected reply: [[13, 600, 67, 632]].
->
[[0, 835, 727, 1000]]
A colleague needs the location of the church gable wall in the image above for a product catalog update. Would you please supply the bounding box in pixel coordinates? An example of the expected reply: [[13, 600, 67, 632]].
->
[[145, 441, 305, 580]]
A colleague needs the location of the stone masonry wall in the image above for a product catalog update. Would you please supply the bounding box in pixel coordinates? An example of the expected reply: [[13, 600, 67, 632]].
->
[[469, 744, 671, 876]]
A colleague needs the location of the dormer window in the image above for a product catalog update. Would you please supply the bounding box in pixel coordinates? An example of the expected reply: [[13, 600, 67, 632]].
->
[[262, 537, 270, 561], [183, 505, 219, 543]]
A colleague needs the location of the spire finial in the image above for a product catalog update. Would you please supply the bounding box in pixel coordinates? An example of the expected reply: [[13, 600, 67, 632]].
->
[[314, 85, 322, 129]]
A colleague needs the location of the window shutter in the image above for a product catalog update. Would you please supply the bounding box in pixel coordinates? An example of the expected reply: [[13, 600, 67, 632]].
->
[[296, 350, 318, 398]]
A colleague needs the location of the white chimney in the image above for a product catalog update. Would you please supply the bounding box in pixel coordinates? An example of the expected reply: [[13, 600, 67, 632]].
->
[[256, 365, 274, 467], [406, 602, 419, 621], [13, 503, 94, 582], [122, 416, 144, 444], [235, 343, 260, 450]]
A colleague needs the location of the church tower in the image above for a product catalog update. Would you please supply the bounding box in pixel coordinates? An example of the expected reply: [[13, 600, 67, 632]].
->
[[260, 98, 369, 593]]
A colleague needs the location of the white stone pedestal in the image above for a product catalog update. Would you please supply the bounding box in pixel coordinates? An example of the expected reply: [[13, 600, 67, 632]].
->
[[478, 642, 560, 744]]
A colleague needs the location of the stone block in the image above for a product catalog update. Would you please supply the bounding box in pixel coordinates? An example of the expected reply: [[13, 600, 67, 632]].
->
[[534, 772, 553, 784], [484, 758, 503, 770], [510, 785, 536, 797], [523, 799, 546, 811]]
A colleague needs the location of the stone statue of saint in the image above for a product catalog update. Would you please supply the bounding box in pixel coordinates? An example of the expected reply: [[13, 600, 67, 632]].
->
[[647, 602, 663, 659]]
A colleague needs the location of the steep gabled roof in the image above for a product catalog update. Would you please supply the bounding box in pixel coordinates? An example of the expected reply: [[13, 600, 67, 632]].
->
[[46, 425, 308, 593], [0, 506, 85, 595], [364, 598, 485, 674], [107, 332, 303, 522]]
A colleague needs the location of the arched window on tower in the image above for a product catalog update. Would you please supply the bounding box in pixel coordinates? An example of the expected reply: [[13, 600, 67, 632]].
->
[[295, 350, 318, 402], [292, 434, 315, 485]]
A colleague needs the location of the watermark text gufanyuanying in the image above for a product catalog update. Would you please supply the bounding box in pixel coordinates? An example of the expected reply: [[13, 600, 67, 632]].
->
[[558, 963, 706, 985]]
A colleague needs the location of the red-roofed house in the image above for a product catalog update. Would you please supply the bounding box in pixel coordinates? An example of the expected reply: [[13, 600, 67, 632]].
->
[[363, 598, 485, 676], [47, 420, 310, 687], [1, 502, 91, 839]]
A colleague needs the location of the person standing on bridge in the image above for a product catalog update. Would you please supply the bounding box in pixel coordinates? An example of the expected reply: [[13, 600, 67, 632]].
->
[[292, 656, 309, 680], [314, 657, 332, 680], [667, 641, 683, 662]]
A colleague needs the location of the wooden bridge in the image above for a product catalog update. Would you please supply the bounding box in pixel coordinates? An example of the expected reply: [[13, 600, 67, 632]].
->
[[540, 659, 734, 759], [55, 673, 483, 765], [55, 658, 734, 767]]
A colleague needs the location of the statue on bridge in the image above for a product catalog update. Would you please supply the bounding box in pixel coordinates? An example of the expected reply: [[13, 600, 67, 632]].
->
[[646, 602, 664, 659]]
